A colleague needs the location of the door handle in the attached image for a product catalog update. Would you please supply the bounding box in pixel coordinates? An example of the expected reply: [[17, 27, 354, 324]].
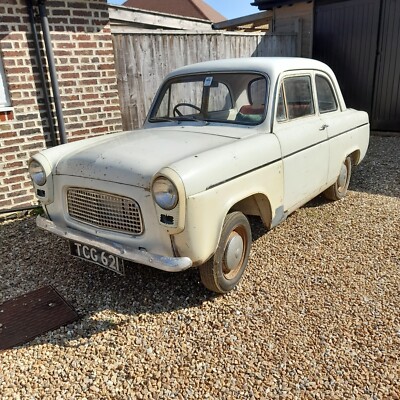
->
[[319, 124, 329, 131]]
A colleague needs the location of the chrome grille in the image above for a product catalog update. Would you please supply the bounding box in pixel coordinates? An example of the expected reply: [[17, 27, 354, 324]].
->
[[67, 188, 143, 235]]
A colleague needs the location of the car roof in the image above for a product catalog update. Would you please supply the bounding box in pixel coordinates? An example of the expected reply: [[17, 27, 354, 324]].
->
[[156, 57, 346, 133], [166, 57, 334, 79]]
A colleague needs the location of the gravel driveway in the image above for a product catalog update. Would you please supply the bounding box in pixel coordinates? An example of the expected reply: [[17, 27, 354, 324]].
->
[[1, 136, 399, 399]]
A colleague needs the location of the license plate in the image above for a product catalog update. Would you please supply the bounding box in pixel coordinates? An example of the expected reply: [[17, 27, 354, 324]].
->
[[69, 241, 125, 275]]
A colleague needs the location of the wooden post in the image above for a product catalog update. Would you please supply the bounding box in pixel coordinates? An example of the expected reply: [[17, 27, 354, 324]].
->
[[294, 18, 303, 57]]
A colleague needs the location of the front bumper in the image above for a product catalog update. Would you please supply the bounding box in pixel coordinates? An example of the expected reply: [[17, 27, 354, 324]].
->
[[36, 216, 193, 272]]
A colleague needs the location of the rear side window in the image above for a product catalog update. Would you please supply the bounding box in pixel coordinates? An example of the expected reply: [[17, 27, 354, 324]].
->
[[277, 76, 315, 121], [316, 75, 338, 113], [249, 78, 267, 105]]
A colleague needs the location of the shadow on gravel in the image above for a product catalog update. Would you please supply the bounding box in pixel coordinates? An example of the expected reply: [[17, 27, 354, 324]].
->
[[0, 204, 281, 352], [299, 136, 399, 203], [51, 264, 217, 345], [0, 218, 220, 348], [1, 215, 271, 349], [350, 136, 400, 198]]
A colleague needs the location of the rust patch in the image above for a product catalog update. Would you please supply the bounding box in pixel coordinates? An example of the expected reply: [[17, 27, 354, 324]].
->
[[0, 286, 79, 351]]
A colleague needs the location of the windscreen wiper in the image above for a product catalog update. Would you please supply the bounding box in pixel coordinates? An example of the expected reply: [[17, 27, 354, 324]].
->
[[174, 116, 207, 124], [150, 117, 175, 122]]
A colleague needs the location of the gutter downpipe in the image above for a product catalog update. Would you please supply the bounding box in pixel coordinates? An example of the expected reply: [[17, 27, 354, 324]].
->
[[26, 0, 57, 146], [38, 0, 68, 144]]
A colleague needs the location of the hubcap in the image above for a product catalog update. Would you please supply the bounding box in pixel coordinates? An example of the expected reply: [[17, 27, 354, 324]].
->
[[337, 162, 348, 189], [224, 232, 244, 272]]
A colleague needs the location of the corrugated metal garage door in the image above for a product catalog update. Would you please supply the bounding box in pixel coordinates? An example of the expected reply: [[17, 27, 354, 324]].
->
[[372, 0, 400, 131], [313, 0, 380, 116], [314, 0, 400, 132]]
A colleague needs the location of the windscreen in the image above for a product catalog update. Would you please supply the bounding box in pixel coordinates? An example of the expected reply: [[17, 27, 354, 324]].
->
[[149, 73, 269, 126]]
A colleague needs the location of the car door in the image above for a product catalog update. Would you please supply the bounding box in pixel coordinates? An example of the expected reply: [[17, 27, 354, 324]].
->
[[314, 73, 352, 185], [273, 73, 329, 212]]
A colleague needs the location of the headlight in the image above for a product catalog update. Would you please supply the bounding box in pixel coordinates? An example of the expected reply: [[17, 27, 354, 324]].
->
[[152, 177, 178, 210], [29, 159, 46, 186]]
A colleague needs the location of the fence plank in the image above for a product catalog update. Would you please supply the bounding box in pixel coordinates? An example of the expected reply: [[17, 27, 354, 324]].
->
[[112, 32, 296, 130]]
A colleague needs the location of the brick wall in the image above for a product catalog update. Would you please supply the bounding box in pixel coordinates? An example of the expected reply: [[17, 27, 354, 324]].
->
[[0, 0, 123, 211]]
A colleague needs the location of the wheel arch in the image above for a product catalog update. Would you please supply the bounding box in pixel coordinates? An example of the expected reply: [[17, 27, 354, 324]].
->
[[349, 149, 361, 165], [228, 193, 273, 230], [174, 188, 276, 267]]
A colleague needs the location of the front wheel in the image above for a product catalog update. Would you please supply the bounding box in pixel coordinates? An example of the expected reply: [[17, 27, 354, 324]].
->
[[324, 156, 352, 201], [199, 212, 252, 294]]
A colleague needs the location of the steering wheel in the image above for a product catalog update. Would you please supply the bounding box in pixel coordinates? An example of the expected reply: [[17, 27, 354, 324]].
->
[[173, 103, 202, 117]]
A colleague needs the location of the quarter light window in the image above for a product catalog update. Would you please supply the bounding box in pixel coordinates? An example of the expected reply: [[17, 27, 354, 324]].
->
[[0, 56, 11, 108], [276, 84, 287, 122]]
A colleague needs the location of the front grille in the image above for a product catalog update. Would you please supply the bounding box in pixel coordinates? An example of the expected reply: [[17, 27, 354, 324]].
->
[[67, 188, 143, 235]]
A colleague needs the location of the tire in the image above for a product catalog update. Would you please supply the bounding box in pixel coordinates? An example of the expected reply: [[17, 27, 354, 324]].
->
[[199, 212, 252, 294], [324, 156, 352, 201]]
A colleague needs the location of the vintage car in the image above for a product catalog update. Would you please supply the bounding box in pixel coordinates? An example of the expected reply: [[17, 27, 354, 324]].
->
[[29, 57, 369, 293]]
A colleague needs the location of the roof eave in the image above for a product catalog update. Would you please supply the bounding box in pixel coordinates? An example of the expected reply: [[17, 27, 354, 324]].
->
[[251, 0, 310, 10], [212, 11, 270, 30]]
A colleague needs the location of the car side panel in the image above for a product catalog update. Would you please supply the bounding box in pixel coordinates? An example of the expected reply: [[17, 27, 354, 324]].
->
[[172, 158, 283, 266], [321, 109, 370, 185], [273, 115, 330, 212], [169, 133, 282, 196]]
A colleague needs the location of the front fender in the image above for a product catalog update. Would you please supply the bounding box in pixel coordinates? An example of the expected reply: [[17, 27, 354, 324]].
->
[[172, 159, 283, 265]]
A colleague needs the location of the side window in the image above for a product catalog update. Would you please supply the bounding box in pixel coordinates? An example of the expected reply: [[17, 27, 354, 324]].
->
[[276, 84, 287, 122], [316, 75, 338, 113], [249, 78, 266, 105], [208, 82, 232, 112], [284, 76, 314, 120], [0, 56, 11, 108]]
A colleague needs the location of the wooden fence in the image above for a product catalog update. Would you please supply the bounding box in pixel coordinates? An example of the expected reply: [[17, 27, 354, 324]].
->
[[112, 31, 297, 130]]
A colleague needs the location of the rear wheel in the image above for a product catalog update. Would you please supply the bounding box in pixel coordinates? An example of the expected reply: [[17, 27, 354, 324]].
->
[[324, 156, 352, 201], [199, 212, 252, 294]]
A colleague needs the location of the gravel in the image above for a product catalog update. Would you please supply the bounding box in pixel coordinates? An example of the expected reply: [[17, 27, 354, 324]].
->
[[1, 135, 399, 399]]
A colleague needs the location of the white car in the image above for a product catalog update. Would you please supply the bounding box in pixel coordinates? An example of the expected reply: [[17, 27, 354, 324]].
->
[[29, 57, 369, 293]]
